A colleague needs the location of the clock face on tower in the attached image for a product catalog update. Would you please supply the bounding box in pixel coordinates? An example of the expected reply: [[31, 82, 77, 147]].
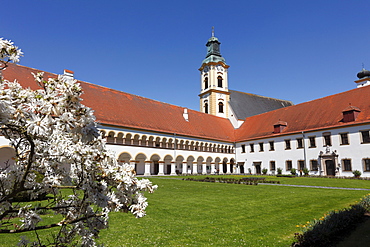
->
[[216, 65, 224, 72]]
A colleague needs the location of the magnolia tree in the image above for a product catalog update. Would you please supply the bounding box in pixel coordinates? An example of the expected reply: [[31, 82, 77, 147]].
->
[[0, 38, 157, 246]]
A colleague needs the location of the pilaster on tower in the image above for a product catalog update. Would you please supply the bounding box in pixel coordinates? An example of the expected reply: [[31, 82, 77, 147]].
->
[[199, 30, 230, 118]]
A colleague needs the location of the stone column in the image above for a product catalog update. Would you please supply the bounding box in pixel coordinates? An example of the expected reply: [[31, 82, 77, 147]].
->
[[226, 162, 231, 174], [182, 162, 187, 174], [202, 162, 207, 175], [210, 162, 215, 174], [158, 161, 165, 176], [218, 162, 223, 175], [144, 161, 151, 176], [170, 162, 177, 175], [192, 162, 197, 174], [129, 160, 137, 174]]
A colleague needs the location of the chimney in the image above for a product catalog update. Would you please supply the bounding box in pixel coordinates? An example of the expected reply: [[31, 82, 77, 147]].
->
[[183, 108, 189, 121], [63, 69, 74, 79]]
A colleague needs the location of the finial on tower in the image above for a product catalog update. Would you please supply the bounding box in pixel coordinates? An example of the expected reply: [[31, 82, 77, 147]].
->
[[212, 26, 215, 37]]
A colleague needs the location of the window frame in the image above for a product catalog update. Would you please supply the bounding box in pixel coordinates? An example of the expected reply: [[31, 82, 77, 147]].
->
[[241, 144, 246, 153], [296, 138, 303, 149], [259, 142, 264, 152], [286, 160, 292, 171], [363, 158, 370, 172], [270, 161, 276, 171], [217, 76, 223, 88], [323, 132, 332, 146], [360, 130, 370, 144], [269, 141, 275, 151], [310, 160, 318, 171], [249, 143, 254, 153], [340, 132, 349, 145], [285, 139, 291, 150], [342, 159, 352, 171], [308, 136, 316, 148]]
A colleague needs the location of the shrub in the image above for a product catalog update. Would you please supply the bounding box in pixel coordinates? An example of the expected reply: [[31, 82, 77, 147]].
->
[[291, 168, 297, 175], [303, 168, 309, 176], [262, 168, 268, 175], [277, 167, 283, 175], [353, 170, 361, 177], [292, 194, 370, 247]]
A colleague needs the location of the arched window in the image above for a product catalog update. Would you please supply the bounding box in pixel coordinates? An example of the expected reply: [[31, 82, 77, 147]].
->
[[204, 77, 208, 89], [204, 102, 208, 114], [217, 76, 223, 87], [218, 102, 224, 113]]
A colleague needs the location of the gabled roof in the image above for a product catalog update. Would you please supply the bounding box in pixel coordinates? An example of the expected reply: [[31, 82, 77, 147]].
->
[[2, 64, 235, 142], [229, 90, 293, 120], [235, 85, 370, 142]]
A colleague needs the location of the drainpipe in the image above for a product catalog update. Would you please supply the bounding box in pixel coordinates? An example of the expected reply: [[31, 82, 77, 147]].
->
[[234, 142, 237, 173], [302, 131, 307, 169]]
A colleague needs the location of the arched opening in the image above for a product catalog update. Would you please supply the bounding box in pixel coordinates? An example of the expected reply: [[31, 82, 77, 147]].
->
[[218, 102, 224, 113], [107, 131, 115, 144], [125, 133, 132, 145], [222, 158, 228, 174], [150, 154, 161, 175], [217, 76, 223, 87], [204, 102, 208, 114], [116, 132, 124, 144], [204, 77, 208, 89], [164, 155, 173, 175], [176, 155, 184, 174], [135, 153, 147, 175], [117, 152, 132, 164], [187, 156, 195, 174]]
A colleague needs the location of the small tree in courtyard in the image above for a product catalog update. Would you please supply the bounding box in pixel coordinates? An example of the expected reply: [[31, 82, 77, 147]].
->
[[0, 38, 157, 246]]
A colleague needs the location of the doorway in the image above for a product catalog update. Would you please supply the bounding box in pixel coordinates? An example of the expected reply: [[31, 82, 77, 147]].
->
[[325, 160, 335, 176]]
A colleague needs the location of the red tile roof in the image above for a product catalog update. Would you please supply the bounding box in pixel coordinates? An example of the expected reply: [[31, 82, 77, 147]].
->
[[4, 63, 370, 144], [235, 85, 370, 142], [2, 64, 235, 142]]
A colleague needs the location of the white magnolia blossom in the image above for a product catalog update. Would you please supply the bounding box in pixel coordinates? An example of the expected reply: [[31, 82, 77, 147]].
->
[[0, 38, 157, 246]]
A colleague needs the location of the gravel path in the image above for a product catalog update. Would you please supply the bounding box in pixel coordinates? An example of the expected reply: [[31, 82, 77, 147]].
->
[[259, 183, 370, 191]]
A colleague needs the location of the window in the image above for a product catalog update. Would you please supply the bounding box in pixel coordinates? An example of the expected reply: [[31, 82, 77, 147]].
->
[[217, 76, 223, 87], [309, 136, 316, 148], [323, 133, 332, 146], [286, 160, 292, 171], [259, 142, 264, 152], [298, 160, 305, 170], [241, 144, 246, 153], [342, 159, 352, 171], [218, 102, 224, 113], [204, 102, 208, 114], [269, 141, 275, 151], [340, 133, 349, 145], [310, 160, 318, 171], [360, 130, 370, 143], [204, 77, 208, 89], [250, 143, 254, 153], [297, 138, 303, 149], [285, 139, 291, 150], [364, 159, 370, 172], [270, 161, 276, 171]]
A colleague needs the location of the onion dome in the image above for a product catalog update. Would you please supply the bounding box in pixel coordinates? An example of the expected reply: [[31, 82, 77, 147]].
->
[[357, 68, 370, 79]]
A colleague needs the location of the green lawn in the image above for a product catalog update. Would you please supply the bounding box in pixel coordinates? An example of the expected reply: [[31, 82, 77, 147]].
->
[[0, 176, 369, 246]]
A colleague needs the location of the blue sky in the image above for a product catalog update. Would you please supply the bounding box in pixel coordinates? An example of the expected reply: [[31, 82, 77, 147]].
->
[[4, 0, 370, 111]]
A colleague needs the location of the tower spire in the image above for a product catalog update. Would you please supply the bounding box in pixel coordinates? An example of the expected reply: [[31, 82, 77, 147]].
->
[[212, 26, 215, 37]]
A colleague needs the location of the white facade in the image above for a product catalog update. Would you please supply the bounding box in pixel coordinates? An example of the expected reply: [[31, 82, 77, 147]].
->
[[236, 124, 370, 177]]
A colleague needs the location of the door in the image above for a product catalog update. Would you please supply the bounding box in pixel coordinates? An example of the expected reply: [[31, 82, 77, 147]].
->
[[325, 160, 335, 176]]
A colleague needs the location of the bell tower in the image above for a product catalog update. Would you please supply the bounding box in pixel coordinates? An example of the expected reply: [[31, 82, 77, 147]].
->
[[199, 28, 230, 118]]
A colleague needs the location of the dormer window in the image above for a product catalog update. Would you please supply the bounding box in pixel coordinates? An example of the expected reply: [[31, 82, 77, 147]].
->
[[342, 105, 361, 123], [204, 77, 208, 89], [217, 76, 223, 87], [273, 121, 287, 133]]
